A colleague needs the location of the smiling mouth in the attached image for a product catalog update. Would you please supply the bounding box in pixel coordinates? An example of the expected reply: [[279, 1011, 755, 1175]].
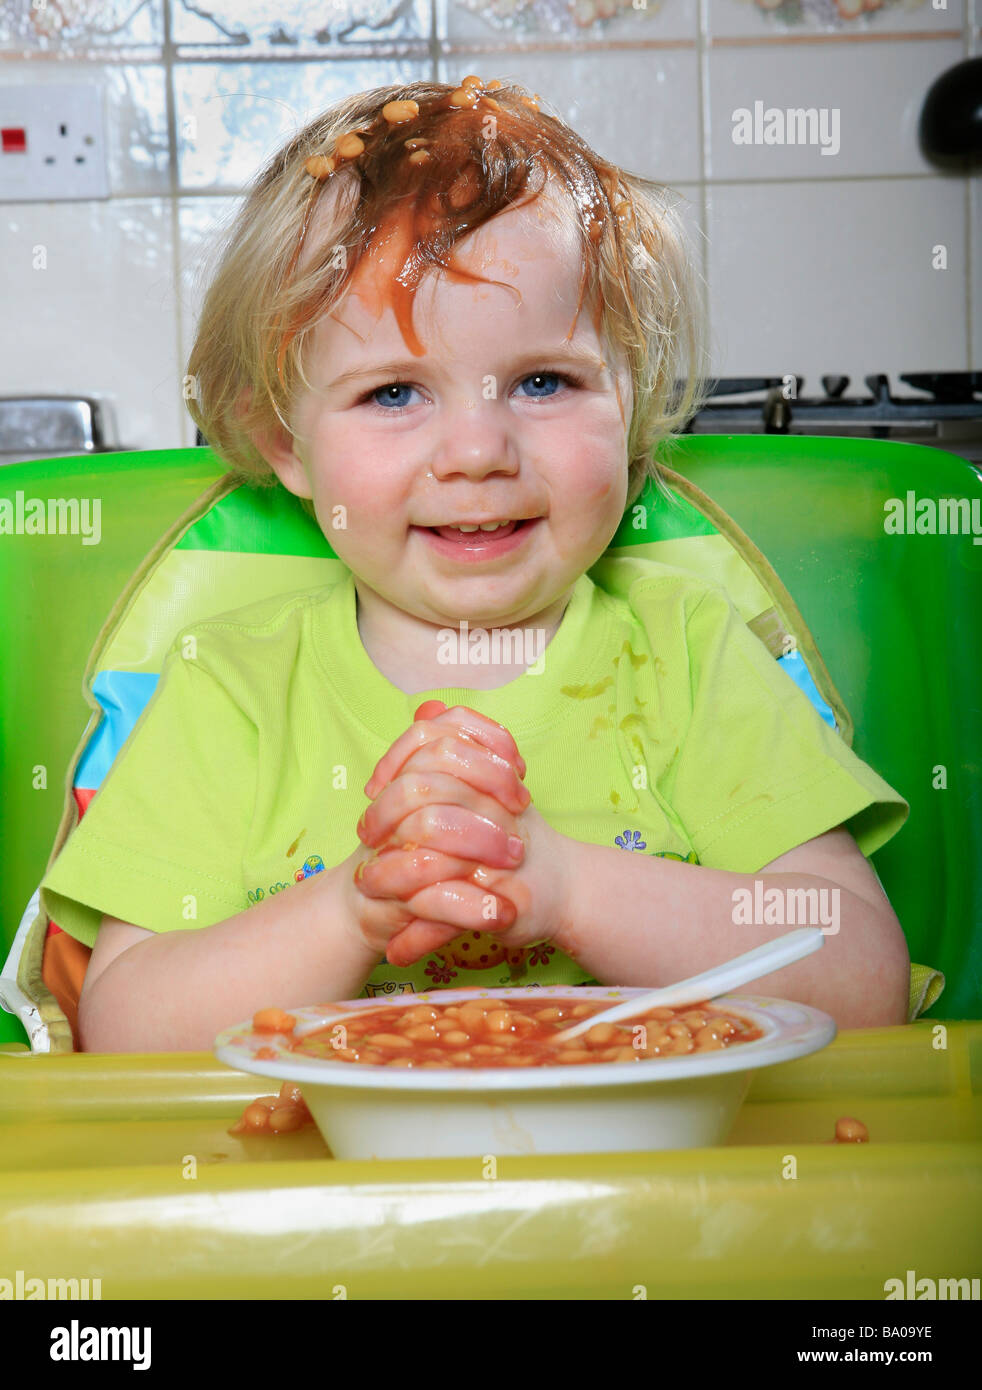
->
[[433, 519, 520, 539]]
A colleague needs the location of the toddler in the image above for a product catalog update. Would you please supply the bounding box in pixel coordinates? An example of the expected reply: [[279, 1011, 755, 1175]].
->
[[40, 78, 911, 1051]]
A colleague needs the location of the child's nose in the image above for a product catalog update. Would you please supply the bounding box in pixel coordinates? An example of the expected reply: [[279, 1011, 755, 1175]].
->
[[428, 403, 521, 480]]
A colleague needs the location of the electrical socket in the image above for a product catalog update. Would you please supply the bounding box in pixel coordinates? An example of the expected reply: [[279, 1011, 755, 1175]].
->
[[0, 83, 109, 203]]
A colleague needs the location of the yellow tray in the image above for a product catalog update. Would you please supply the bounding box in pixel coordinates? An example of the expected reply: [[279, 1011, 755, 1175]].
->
[[1, 1021, 980, 1299]]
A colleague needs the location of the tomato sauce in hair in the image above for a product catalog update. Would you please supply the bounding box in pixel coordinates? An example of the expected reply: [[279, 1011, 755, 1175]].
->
[[274, 80, 636, 393]]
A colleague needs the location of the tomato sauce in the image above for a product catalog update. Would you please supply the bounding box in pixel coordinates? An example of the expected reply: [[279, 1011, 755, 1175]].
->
[[288, 996, 763, 1069]]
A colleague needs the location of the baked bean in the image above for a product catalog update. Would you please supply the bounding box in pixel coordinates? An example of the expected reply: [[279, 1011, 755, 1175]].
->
[[303, 154, 336, 180], [381, 99, 419, 124], [268, 1105, 303, 1132], [335, 133, 365, 158], [457, 1002, 489, 1029], [460, 74, 484, 90], [288, 997, 762, 1070], [835, 1116, 869, 1143], [405, 1025, 439, 1042], [403, 1005, 440, 1024], [448, 87, 479, 108], [252, 1008, 297, 1033], [366, 1032, 413, 1049]]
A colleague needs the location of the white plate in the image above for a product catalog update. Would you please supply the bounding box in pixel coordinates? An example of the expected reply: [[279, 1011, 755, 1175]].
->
[[214, 988, 836, 1158]]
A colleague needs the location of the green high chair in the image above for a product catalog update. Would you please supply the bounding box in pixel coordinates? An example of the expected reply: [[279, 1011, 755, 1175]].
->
[[0, 435, 979, 1050]]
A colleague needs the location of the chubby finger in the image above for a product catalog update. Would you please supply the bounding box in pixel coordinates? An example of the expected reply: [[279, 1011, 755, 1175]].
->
[[355, 843, 494, 901], [400, 734, 531, 815], [386, 919, 468, 967], [360, 804, 525, 869], [364, 703, 526, 798], [359, 768, 527, 848], [357, 853, 517, 933]]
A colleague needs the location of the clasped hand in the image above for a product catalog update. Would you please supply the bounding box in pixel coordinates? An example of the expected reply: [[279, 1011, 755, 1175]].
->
[[343, 700, 571, 967]]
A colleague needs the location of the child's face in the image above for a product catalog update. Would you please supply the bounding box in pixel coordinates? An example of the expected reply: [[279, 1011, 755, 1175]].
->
[[268, 185, 633, 634]]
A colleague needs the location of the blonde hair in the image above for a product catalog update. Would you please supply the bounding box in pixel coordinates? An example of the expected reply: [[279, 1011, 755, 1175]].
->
[[185, 79, 713, 517]]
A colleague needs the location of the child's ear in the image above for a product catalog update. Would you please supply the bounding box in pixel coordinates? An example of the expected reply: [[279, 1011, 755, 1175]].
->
[[249, 416, 312, 500]]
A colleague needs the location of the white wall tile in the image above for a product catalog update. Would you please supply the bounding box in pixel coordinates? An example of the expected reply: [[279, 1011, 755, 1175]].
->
[[169, 0, 430, 47], [706, 177, 968, 380], [446, 0, 698, 43], [708, 0, 965, 40], [0, 0, 163, 48], [708, 38, 965, 178], [173, 58, 433, 190], [441, 49, 702, 181], [0, 199, 184, 450]]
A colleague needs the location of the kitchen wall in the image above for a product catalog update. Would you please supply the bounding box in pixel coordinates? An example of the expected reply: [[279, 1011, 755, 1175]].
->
[[0, 0, 977, 453]]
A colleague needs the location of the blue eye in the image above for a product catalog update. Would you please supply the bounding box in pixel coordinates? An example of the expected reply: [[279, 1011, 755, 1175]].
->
[[518, 372, 563, 399], [369, 383, 417, 410]]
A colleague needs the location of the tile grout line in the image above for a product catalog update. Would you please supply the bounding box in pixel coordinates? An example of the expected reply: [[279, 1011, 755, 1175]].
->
[[160, 0, 191, 446], [697, 0, 712, 375]]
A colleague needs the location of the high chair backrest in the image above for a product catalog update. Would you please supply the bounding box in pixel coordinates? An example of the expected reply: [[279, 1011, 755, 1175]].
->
[[0, 436, 976, 1048]]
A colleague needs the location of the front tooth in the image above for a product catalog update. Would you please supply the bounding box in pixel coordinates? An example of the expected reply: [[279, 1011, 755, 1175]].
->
[[454, 523, 480, 532], [479, 520, 509, 531]]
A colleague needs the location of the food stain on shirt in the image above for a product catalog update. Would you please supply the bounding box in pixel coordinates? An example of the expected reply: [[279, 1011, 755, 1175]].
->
[[286, 828, 307, 859], [561, 675, 614, 700], [612, 640, 649, 671]]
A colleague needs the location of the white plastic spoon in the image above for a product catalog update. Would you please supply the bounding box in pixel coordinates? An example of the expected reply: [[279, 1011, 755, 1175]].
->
[[552, 925, 826, 1042]]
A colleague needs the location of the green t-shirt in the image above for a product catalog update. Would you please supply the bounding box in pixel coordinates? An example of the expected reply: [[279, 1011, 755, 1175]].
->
[[41, 564, 909, 998]]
